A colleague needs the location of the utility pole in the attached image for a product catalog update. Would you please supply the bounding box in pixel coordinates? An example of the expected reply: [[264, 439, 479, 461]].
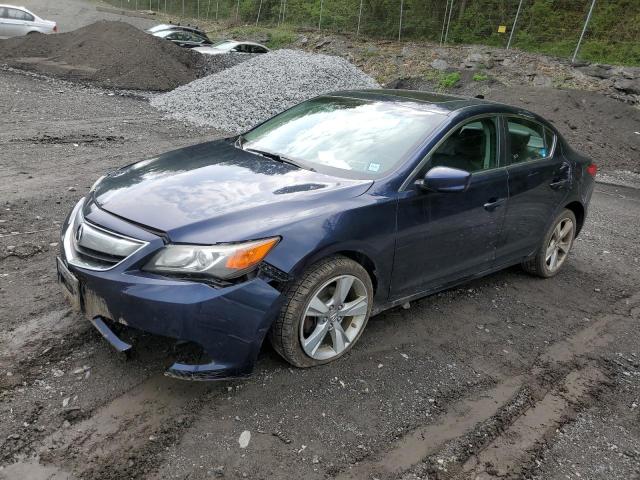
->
[[256, 0, 263, 25], [506, 0, 524, 50], [573, 0, 597, 63], [444, 0, 454, 44], [356, 0, 363, 36], [440, 0, 449, 45], [398, 0, 404, 41]]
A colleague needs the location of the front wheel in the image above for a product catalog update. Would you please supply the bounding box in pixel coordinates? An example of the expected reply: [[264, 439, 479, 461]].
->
[[522, 208, 577, 278], [269, 256, 373, 368]]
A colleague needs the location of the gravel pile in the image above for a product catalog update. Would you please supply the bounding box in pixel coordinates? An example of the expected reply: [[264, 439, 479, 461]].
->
[[0, 21, 202, 91], [198, 53, 258, 76], [151, 49, 380, 133]]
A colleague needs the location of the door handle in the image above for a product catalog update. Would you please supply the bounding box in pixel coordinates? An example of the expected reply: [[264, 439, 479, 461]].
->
[[483, 198, 505, 211], [549, 179, 568, 190]]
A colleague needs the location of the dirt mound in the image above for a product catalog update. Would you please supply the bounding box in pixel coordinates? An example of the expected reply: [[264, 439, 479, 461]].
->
[[0, 21, 202, 91]]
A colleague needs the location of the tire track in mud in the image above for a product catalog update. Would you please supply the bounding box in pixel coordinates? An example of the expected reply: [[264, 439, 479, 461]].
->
[[335, 299, 637, 480], [1, 374, 212, 479]]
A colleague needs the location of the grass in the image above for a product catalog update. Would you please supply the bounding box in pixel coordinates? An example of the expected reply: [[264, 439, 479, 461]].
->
[[473, 73, 488, 82], [439, 72, 461, 89], [224, 25, 296, 49]]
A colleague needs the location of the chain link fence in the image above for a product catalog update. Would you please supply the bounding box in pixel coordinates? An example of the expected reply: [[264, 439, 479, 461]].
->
[[107, 0, 639, 65]]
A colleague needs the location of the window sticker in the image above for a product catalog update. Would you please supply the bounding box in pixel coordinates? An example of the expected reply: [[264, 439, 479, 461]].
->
[[368, 163, 381, 172]]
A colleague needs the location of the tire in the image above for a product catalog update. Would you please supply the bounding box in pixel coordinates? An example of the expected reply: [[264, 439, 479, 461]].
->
[[269, 255, 373, 368], [522, 208, 577, 278]]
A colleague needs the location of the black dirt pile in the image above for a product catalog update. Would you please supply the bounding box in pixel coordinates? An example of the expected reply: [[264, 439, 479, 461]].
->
[[0, 21, 202, 91]]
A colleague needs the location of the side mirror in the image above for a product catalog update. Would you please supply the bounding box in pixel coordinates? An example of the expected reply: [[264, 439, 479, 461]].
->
[[419, 166, 471, 193]]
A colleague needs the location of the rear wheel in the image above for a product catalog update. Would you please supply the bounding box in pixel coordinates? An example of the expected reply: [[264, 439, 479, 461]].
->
[[522, 208, 576, 278], [269, 256, 373, 368]]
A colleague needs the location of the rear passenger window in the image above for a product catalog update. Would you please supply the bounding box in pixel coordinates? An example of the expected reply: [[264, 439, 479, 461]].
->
[[430, 118, 498, 173], [507, 118, 552, 164]]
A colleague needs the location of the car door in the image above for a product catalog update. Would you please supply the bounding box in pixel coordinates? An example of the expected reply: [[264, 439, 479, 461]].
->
[[390, 115, 508, 300], [0, 7, 22, 37], [496, 116, 570, 263], [8, 8, 34, 36]]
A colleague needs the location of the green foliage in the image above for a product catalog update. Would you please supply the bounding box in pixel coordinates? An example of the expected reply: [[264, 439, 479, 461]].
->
[[440, 71, 461, 88], [473, 73, 489, 81], [108, 0, 640, 66]]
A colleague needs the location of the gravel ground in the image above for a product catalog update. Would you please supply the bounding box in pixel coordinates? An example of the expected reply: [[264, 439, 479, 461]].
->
[[151, 49, 380, 133]]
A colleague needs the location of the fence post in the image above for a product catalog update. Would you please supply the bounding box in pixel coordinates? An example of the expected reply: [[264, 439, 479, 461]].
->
[[357, 0, 363, 36], [398, 0, 404, 41], [444, 0, 454, 44], [282, 0, 286, 23], [572, 0, 597, 63], [318, 0, 323, 30], [440, 0, 449, 45], [256, 0, 263, 25], [216, 0, 219, 20], [506, 0, 524, 49], [236, 0, 239, 21]]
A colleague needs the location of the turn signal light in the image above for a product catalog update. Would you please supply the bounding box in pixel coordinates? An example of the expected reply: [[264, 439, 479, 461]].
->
[[586, 163, 597, 177], [225, 237, 279, 270]]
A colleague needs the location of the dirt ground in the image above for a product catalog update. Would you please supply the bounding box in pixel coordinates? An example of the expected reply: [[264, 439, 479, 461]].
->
[[1, 5, 640, 480]]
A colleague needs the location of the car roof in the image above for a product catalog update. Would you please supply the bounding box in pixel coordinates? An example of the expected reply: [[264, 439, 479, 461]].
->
[[147, 24, 206, 34], [329, 89, 547, 122]]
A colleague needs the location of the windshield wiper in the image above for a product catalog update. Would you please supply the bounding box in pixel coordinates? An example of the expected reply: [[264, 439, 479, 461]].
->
[[244, 148, 315, 172]]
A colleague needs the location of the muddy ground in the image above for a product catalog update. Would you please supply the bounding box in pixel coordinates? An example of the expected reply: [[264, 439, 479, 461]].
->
[[1, 5, 640, 479]]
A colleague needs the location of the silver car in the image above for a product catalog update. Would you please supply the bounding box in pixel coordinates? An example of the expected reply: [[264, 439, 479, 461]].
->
[[193, 40, 269, 56], [0, 4, 57, 39]]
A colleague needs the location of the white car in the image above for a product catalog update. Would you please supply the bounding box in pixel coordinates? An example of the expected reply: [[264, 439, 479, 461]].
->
[[0, 4, 56, 39], [193, 40, 269, 56]]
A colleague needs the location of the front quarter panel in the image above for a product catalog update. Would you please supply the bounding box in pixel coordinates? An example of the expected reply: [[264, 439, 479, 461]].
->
[[264, 192, 398, 305]]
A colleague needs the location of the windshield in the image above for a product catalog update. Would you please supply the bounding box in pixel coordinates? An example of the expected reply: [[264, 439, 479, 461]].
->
[[241, 96, 447, 179], [211, 41, 237, 50]]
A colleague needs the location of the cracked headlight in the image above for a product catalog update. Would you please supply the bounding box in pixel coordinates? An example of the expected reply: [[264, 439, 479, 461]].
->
[[143, 237, 280, 280]]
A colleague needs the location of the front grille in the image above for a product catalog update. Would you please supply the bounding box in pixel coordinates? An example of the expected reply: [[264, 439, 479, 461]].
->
[[62, 201, 147, 271]]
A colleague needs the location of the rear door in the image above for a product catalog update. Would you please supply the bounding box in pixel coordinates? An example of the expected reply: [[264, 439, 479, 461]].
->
[[497, 116, 570, 263], [391, 115, 508, 299], [5, 8, 34, 37]]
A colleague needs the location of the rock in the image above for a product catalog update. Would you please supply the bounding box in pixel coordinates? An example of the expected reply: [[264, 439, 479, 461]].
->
[[312, 455, 320, 464], [61, 406, 83, 421], [299, 36, 308, 46], [213, 465, 225, 477], [67, 186, 76, 192], [315, 39, 331, 49], [577, 63, 614, 79], [532, 74, 553, 87], [431, 59, 449, 71], [238, 430, 251, 448], [613, 78, 640, 95]]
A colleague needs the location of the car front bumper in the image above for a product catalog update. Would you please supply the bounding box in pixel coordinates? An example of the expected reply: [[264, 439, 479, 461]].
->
[[58, 200, 285, 380]]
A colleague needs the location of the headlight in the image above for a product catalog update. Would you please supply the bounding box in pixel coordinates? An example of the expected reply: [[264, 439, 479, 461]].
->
[[143, 237, 280, 280]]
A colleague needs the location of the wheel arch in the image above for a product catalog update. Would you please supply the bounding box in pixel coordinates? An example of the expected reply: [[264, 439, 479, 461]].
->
[[564, 201, 585, 236]]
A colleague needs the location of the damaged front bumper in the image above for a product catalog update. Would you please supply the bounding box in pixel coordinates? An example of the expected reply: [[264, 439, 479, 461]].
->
[[57, 200, 285, 381]]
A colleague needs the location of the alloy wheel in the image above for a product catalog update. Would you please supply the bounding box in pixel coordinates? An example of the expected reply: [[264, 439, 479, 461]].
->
[[299, 275, 369, 360], [546, 218, 574, 273]]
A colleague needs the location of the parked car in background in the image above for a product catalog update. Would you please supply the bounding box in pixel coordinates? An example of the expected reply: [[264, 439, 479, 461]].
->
[[146, 24, 212, 49], [57, 90, 596, 380], [194, 39, 269, 55], [0, 4, 56, 38]]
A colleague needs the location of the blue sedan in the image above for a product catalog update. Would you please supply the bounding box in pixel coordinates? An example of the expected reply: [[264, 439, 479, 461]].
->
[[57, 90, 597, 380]]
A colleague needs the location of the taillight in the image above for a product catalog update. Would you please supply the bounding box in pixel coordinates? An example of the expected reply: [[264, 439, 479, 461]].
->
[[53, 24, 58, 33], [586, 163, 597, 177]]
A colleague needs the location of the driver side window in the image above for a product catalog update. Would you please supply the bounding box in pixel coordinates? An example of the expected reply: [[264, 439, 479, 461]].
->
[[430, 117, 498, 173]]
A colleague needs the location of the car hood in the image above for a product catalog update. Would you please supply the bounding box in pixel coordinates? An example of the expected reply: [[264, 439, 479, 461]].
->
[[91, 140, 372, 241]]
